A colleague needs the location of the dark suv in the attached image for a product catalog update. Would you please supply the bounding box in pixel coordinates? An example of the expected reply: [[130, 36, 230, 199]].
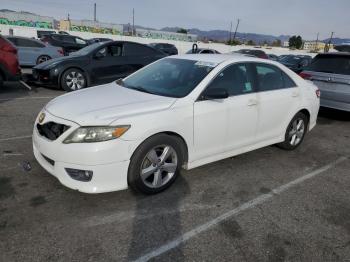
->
[[0, 35, 21, 87], [148, 43, 178, 56], [300, 53, 350, 112], [40, 34, 88, 55]]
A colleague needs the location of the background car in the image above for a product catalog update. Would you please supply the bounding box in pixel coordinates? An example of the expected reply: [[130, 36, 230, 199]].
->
[[87, 38, 113, 45], [186, 48, 221, 54], [0, 35, 21, 87], [279, 55, 312, 73], [6, 36, 64, 67], [33, 41, 166, 91], [234, 49, 268, 59], [40, 34, 88, 55], [267, 53, 279, 61], [300, 52, 350, 112], [148, 43, 178, 55]]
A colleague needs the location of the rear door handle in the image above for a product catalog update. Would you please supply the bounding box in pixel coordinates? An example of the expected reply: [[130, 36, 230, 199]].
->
[[247, 99, 258, 106]]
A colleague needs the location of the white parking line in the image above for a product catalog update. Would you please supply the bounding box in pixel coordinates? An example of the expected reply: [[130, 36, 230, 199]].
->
[[0, 96, 56, 102], [134, 156, 348, 262], [0, 135, 32, 142]]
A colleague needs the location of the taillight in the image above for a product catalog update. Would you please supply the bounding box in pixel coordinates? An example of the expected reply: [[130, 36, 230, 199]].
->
[[259, 54, 269, 59], [299, 72, 312, 80], [316, 89, 321, 98]]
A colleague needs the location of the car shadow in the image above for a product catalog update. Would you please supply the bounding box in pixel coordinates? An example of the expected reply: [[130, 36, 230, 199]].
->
[[318, 107, 350, 122], [127, 174, 190, 261]]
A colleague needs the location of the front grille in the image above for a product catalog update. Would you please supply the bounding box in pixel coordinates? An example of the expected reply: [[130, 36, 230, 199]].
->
[[37, 122, 70, 141], [42, 154, 55, 166]]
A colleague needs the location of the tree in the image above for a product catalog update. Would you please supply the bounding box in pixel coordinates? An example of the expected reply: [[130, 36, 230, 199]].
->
[[271, 39, 282, 47], [177, 28, 188, 34], [247, 40, 255, 46], [289, 35, 303, 49], [227, 39, 241, 46]]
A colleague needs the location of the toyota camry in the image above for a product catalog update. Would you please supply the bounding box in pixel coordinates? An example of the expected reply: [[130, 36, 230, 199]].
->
[[33, 54, 320, 194]]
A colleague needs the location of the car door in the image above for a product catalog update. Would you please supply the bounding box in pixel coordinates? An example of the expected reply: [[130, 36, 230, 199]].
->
[[253, 63, 301, 142], [193, 63, 258, 160], [92, 43, 127, 83], [123, 43, 164, 75], [10, 38, 43, 66]]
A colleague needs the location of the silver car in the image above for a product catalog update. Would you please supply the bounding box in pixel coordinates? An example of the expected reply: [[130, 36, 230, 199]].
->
[[301, 53, 350, 112], [6, 36, 64, 67]]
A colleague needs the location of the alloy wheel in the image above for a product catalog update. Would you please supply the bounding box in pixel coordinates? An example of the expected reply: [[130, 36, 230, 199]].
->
[[140, 145, 178, 188], [65, 71, 85, 90], [288, 118, 305, 146]]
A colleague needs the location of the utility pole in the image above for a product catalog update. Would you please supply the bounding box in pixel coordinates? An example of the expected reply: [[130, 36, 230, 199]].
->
[[325, 31, 334, 53], [132, 8, 135, 36], [94, 3, 97, 22], [229, 21, 233, 44], [233, 19, 240, 40], [315, 32, 319, 51]]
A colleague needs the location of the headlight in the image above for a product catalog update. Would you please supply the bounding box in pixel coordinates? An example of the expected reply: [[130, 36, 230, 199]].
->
[[63, 126, 130, 144]]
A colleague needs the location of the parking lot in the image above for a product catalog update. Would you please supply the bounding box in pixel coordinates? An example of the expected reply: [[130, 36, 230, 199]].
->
[[0, 83, 349, 261]]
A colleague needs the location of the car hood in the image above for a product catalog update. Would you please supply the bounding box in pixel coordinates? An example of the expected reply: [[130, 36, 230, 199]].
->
[[34, 55, 85, 69], [45, 83, 177, 126]]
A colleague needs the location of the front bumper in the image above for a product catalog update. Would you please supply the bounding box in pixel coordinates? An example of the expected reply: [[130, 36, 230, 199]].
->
[[32, 110, 133, 193], [32, 68, 59, 88]]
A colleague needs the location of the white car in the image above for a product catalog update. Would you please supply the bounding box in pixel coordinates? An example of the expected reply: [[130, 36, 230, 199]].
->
[[33, 54, 320, 194]]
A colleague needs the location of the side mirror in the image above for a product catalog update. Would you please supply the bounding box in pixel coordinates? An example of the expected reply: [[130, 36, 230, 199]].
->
[[201, 88, 229, 100]]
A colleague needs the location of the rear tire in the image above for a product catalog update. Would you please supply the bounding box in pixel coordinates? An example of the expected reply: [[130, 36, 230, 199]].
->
[[60, 68, 87, 92], [278, 112, 308, 150], [36, 55, 51, 65], [128, 134, 184, 194]]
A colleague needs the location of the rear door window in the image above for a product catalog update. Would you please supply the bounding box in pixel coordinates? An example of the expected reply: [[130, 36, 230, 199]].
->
[[307, 55, 350, 75], [255, 64, 285, 91], [15, 38, 44, 48], [123, 43, 157, 56]]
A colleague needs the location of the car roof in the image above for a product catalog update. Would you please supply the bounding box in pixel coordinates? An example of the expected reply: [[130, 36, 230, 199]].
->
[[316, 52, 350, 56], [168, 54, 268, 65]]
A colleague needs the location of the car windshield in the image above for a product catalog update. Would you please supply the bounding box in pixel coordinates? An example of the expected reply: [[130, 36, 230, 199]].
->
[[122, 58, 217, 98], [70, 42, 104, 56]]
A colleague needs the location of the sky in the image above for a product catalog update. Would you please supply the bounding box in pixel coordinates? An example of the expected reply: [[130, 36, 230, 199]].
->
[[1, 0, 350, 40]]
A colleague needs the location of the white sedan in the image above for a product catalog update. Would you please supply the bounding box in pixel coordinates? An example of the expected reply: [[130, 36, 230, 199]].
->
[[33, 54, 320, 194]]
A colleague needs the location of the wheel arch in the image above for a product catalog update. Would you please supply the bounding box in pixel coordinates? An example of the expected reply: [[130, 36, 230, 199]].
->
[[131, 131, 189, 167], [298, 108, 311, 125]]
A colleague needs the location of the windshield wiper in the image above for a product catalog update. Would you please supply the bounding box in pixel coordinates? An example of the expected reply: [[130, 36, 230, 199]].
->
[[129, 85, 155, 95]]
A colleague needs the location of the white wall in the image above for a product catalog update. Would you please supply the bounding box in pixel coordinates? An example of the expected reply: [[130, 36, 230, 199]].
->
[[0, 24, 317, 57]]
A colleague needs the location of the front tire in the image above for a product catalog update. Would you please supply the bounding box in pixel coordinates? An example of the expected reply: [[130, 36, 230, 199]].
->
[[61, 68, 87, 92], [278, 112, 308, 150], [128, 134, 184, 194]]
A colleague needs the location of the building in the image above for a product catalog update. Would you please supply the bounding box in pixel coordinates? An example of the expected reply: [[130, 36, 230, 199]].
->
[[0, 9, 55, 29], [135, 28, 197, 42], [303, 41, 334, 51], [59, 19, 123, 35], [283, 41, 289, 47]]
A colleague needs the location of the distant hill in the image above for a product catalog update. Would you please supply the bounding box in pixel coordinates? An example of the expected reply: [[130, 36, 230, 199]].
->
[[161, 26, 291, 44]]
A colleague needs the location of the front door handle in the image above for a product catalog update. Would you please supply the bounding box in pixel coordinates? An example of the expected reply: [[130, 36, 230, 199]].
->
[[247, 99, 258, 106]]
